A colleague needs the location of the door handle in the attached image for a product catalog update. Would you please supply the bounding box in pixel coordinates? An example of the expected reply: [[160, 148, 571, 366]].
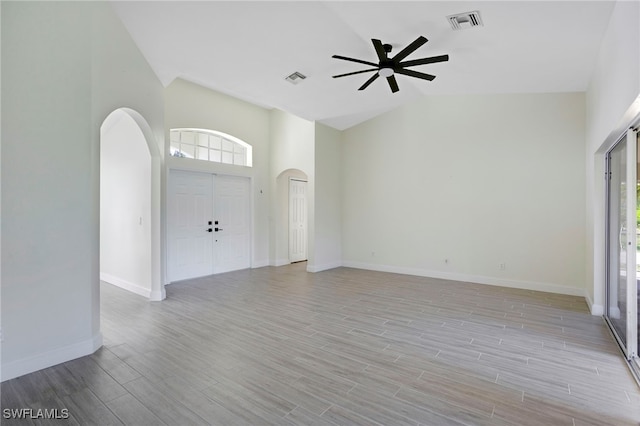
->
[[207, 228, 213, 232], [215, 227, 223, 232]]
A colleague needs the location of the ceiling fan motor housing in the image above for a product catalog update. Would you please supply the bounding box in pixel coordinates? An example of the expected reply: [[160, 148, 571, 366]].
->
[[379, 67, 394, 77]]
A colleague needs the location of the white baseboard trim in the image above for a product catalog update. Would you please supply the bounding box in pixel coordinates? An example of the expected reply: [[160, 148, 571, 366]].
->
[[252, 260, 270, 269], [1, 333, 102, 382], [584, 294, 604, 316], [149, 288, 165, 302], [273, 259, 291, 267], [342, 261, 586, 297], [307, 261, 343, 273], [101, 272, 151, 299]]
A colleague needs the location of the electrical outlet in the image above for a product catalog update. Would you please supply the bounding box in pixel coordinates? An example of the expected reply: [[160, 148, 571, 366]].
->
[[499, 262, 506, 270], [444, 258, 449, 264], [371, 251, 376, 257]]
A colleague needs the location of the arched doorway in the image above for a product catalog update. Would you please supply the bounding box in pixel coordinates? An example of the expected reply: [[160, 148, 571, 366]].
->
[[100, 108, 164, 301]]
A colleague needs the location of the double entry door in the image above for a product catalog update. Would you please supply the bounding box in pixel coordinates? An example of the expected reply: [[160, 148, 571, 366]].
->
[[168, 170, 251, 282], [605, 128, 639, 374]]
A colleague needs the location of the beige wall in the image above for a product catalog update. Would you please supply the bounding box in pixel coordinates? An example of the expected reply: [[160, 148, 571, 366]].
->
[[269, 109, 315, 267], [2, 1, 165, 380], [341, 93, 586, 295], [313, 123, 342, 271]]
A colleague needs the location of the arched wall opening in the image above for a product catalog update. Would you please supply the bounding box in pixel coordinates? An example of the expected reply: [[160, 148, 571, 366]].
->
[[275, 168, 309, 266], [100, 108, 164, 301]]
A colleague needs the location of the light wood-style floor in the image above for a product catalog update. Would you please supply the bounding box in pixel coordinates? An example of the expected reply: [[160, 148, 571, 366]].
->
[[2, 264, 640, 425]]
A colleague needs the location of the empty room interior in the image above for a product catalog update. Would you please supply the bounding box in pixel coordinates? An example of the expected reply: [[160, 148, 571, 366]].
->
[[2, 1, 640, 425]]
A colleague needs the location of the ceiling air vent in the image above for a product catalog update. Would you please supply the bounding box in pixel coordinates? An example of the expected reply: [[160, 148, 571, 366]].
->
[[447, 11, 483, 30], [285, 71, 307, 85]]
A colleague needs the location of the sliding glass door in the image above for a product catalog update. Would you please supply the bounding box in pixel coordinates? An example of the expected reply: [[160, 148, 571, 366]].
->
[[605, 129, 639, 372], [606, 138, 628, 346]]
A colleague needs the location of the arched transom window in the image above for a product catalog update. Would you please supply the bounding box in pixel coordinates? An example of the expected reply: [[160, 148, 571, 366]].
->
[[170, 128, 252, 167]]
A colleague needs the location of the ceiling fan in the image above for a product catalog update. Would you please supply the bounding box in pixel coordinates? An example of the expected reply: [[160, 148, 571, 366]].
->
[[332, 36, 449, 93]]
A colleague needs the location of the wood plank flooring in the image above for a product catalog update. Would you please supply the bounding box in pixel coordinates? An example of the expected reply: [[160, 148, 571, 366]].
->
[[2, 264, 639, 425]]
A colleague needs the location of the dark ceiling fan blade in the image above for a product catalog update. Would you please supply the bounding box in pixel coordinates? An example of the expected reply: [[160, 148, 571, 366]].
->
[[372, 39, 387, 62], [392, 36, 428, 63], [332, 55, 379, 68], [399, 54, 449, 68], [386, 75, 399, 93], [395, 68, 436, 81], [358, 73, 379, 91], [332, 68, 379, 78], [334, 35, 449, 93]]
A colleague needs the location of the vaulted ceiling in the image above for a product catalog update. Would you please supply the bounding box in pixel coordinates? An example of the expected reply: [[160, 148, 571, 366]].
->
[[111, 1, 615, 130]]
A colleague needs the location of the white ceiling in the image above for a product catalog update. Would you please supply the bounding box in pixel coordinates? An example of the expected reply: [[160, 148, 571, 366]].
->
[[111, 1, 615, 130]]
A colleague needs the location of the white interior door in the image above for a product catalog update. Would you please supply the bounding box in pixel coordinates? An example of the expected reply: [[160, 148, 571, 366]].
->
[[213, 175, 251, 273], [289, 179, 307, 263], [168, 170, 214, 281]]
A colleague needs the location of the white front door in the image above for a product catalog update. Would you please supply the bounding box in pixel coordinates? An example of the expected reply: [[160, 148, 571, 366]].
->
[[168, 170, 251, 282], [213, 175, 251, 274], [168, 170, 214, 281], [289, 179, 308, 263]]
